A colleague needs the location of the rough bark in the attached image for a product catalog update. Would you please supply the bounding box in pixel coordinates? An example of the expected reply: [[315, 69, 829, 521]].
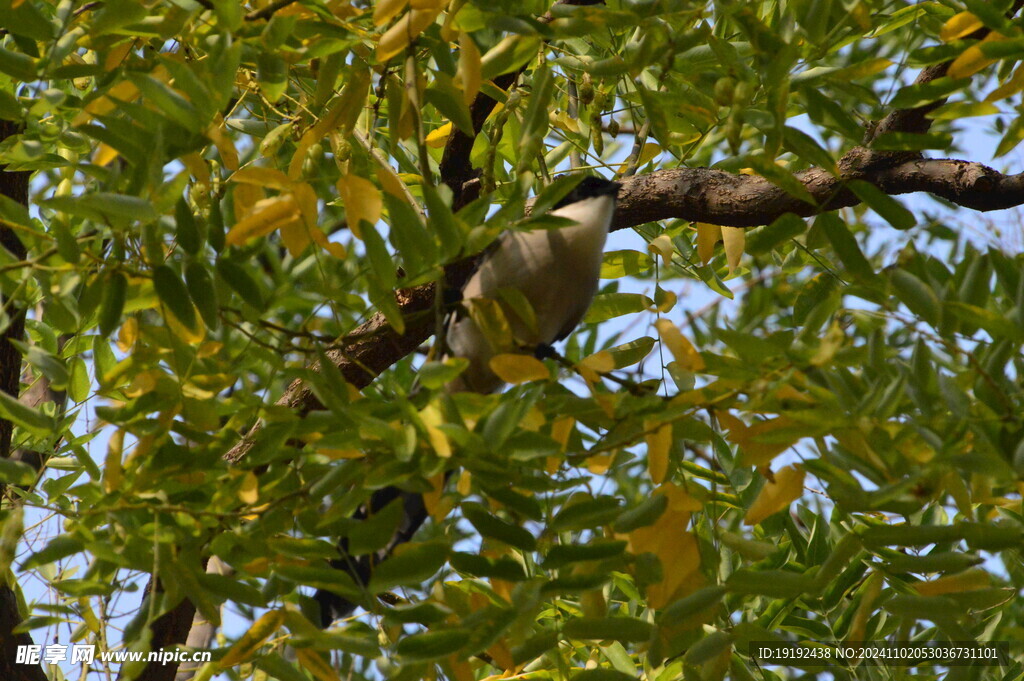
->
[[0, 120, 47, 681]]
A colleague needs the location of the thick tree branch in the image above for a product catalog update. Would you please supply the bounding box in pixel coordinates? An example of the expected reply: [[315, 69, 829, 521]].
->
[[614, 156, 1024, 229], [0, 120, 47, 681]]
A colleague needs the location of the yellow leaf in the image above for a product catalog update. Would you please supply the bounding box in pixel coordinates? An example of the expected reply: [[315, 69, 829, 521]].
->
[[93, 143, 119, 167], [696, 222, 722, 265], [419, 403, 451, 457], [647, 234, 674, 266], [309, 227, 348, 258], [645, 420, 672, 484], [377, 7, 443, 62], [373, 0, 409, 26], [654, 319, 704, 372], [986, 63, 1024, 101], [180, 152, 211, 184], [717, 411, 799, 467], [289, 67, 371, 179], [423, 472, 448, 522], [104, 429, 124, 494], [655, 288, 676, 313], [846, 570, 883, 644], [939, 11, 983, 42], [295, 648, 342, 681], [103, 39, 135, 72], [577, 349, 614, 382], [489, 353, 549, 384], [586, 453, 613, 474], [637, 142, 661, 166], [238, 471, 259, 505], [456, 33, 482, 105], [743, 464, 805, 525], [74, 78, 141, 125], [721, 226, 745, 273], [117, 317, 138, 352], [629, 496, 701, 609], [279, 216, 312, 257], [207, 117, 239, 170], [457, 469, 472, 496], [231, 167, 293, 190], [232, 182, 265, 221], [425, 121, 453, 148], [948, 32, 1009, 80], [226, 195, 301, 246], [220, 609, 286, 667], [165, 303, 206, 344], [375, 163, 408, 201], [551, 416, 575, 451], [915, 568, 990, 597], [336, 173, 383, 238]]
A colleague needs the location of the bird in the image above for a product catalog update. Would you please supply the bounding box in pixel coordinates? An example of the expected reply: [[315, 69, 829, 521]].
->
[[314, 175, 621, 626], [445, 175, 622, 393]]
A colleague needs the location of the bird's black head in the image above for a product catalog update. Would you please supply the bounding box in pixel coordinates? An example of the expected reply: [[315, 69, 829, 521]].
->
[[553, 175, 621, 209]]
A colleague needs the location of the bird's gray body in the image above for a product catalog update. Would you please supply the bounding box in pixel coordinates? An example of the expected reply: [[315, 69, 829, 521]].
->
[[446, 193, 617, 393]]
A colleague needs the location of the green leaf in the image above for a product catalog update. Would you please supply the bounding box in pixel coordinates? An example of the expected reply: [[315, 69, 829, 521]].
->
[[890, 269, 940, 327], [532, 174, 586, 217], [368, 541, 448, 592], [425, 73, 474, 136], [462, 502, 536, 551], [395, 629, 469, 662], [274, 564, 363, 603], [153, 265, 198, 331], [257, 52, 288, 104], [0, 47, 36, 81], [562, 617, 653, 643], [543, 541, 627, 569], [97, 272, 127, 338], [0, 458, 36, 486], [612, 494, 667, 532], [21, 535, 84, 570], [570, 671, 637, 681], [0, 388, 55, 437], [480, 35, 541, 80], [347, 498, 404, 556], [0, 89, 21, 121], [44, 193, 158, 224], [945, 302, 1024, 341], [605, 336, 656, 369], [517, 65, 554, 173], [584, 293, 653, 323], [684, 630, 735, 666], [817, 213, 878, 285], [129, 73, 203, 131], [175, 198, 202, 254], [745, 153, 817, 205], [22, 345, 68, 389], [185, 262, 219, 331], [745, 213, 807, 255], [726, 569, 816, 598], [782, 126, 836, 172], [450, 552, 527, 580], [659, 586, 728, 626], [552, 496, 623, 531], [68, 357, 89, 403], [600, 250, 653, 278], [846, 180, 915, 230], [216, 258, 264, 309]]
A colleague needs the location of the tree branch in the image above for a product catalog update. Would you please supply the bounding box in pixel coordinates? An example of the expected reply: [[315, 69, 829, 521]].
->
[[0, 120, 47, 681], [613, 157, 1024, 229]]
